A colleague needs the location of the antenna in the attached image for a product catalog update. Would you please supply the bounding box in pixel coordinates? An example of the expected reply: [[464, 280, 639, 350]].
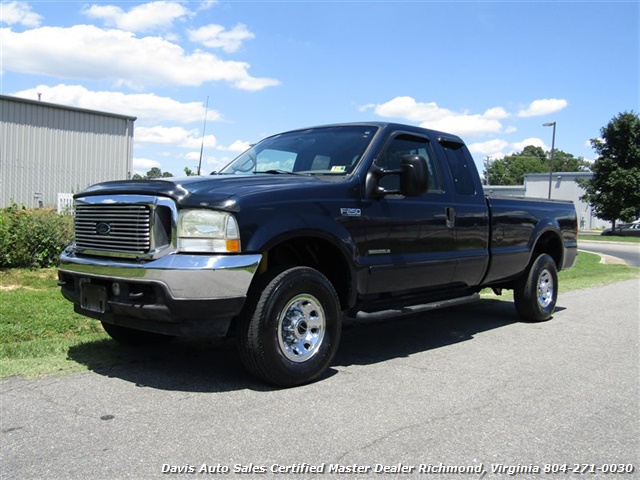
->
[[197, 95, 209, 175]]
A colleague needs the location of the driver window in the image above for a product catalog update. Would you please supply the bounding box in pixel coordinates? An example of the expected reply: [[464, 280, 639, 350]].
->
[[378, 135, 441, 192]]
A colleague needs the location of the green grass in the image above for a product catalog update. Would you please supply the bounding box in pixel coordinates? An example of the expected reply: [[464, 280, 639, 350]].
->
[[578, 233, 640, 243], [558, 249, 639, 290], [0, 269, 109, 377], [1, 252, 638, 379], [482, 250, 639, 302]]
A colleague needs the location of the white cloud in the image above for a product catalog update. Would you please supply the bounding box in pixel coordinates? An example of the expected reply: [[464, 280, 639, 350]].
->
[[181, 134, 218, 150], [82, 1, 191, 32], [12, 84, 222, 124], [218, 140, 252, 152], [135, 126, 217, 150], [205, 155, 234, 171], [517, 98, 568, 118], [419, 115, 503, 137], [133, 157, 161, 169], [188, 23, 255, 53], [370, 96, 444, 122], [512, 137, 547, 151], [2, 25, 281, 90], [468, 139, 510, 159], [468, 136, 550, 166], [483, 107, 509, 120], [364, 96, 505, 137], [0, 1, 42, 27], [136, 126, 197, 145], [196, 2, 217, 12], [132, 157, 163, 177], [183, 151, 229, 172]]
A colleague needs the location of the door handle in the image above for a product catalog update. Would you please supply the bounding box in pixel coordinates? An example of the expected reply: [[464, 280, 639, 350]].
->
[[446, 207, 456, 228]]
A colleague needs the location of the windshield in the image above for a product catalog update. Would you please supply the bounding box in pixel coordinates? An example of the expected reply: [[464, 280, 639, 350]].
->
[[218, 125, 378, 175]]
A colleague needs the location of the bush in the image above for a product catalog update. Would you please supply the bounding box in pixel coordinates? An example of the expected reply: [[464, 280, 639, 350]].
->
[[0, 203, 74, 268]]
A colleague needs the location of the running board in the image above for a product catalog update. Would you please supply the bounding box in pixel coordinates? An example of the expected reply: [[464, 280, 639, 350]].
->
[[354, 293, 480, 321]]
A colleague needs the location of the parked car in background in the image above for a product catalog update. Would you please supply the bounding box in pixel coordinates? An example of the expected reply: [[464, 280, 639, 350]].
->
[[601, 223, 640, 236]]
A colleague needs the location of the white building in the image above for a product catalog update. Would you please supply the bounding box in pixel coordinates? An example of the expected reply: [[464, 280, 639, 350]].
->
[[1, 95, 136, 210], [485, 172, 605, 231]]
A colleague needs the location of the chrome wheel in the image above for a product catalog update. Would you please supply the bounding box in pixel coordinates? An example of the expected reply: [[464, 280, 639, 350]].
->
[[278, 294, 325, 363], [238, 266, 341, 386], [537, 268, 554, 308]]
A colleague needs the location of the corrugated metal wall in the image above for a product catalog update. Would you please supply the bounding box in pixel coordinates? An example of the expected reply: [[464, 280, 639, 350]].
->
[[524, 172, 603, 230], [1, 95, 135, 209]]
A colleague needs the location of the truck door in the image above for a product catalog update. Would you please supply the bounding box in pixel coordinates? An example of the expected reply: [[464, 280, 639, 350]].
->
[[438, 137, 490, 287], [361, 132, 458, 294]]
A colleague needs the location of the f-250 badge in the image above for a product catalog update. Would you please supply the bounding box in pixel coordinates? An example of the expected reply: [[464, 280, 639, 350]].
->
[[340, 208, 361, 217]]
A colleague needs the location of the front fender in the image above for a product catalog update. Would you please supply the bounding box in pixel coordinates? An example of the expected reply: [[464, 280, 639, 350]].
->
[[242, 213, 361, 307], [245, 212, 356, 253]]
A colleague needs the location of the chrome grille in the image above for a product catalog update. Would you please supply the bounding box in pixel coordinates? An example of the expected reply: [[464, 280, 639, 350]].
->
[[75, 204, 151, 254]]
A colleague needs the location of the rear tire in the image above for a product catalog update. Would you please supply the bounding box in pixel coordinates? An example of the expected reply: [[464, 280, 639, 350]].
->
[[513, 253, 558, 322], [101, 321, 175, 346], [237, 266, 341, 387]]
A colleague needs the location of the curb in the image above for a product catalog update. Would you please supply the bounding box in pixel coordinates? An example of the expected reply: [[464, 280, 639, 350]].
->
[[577, 249, 627, 266]]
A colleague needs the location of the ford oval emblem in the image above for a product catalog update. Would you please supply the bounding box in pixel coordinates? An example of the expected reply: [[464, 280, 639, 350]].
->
[[96, 222, 112, 235]]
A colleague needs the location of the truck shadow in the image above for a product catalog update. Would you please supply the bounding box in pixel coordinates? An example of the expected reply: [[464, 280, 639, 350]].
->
[[336, 298, 519, 367], [67, 299, 558, 393]]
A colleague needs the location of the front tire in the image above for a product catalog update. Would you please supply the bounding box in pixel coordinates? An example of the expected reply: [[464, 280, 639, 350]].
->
[[237, 266, 341, 387], [513, 253, 558, 322]]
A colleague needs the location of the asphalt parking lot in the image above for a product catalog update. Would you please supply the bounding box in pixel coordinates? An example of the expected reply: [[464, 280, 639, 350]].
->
[[1, 279, 638, 480]]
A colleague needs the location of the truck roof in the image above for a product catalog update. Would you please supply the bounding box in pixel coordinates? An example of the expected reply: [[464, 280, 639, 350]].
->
[[275, 121, 466, 145]]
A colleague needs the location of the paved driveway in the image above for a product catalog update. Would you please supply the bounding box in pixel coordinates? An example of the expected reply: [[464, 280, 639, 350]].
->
[[579, 240, 640, 267], [2, 280, 638, 480]]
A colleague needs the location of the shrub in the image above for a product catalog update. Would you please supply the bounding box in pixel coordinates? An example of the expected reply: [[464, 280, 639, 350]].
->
[[0, 203, 74, 268]]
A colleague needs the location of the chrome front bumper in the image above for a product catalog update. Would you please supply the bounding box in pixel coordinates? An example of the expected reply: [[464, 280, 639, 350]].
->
[[58, 249, 263, 337], [59, 248, 262, 300]]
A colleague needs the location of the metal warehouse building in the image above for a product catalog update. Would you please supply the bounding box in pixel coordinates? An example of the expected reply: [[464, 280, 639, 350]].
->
[[485, 171, 604, 231], [1, 94, 136, 210]]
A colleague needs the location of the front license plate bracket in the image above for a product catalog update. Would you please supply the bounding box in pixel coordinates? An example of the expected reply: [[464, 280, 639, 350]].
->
[[81, 282, 108, 313]]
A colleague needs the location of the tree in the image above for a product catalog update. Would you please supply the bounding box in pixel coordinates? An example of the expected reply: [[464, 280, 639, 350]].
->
[[184, 167, 196, 176], [484, 146, 589, 185], [578, 111, 640, 229], [146, 167, 163, 179], [131, 167, 174, 180]]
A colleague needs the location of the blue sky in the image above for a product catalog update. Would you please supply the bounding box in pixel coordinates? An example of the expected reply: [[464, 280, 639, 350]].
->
[[1, 0, 638, 178]]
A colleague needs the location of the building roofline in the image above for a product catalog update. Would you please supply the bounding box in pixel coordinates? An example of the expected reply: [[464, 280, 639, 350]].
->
[[0, 94, 137, 121], [525, 171, 593, 178]]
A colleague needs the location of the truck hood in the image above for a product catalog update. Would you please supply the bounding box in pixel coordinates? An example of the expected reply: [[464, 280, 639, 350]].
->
[[76, 174, 341, 210]]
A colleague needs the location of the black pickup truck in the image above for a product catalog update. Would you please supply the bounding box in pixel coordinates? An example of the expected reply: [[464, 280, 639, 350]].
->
[[59, 122, 578, 386]]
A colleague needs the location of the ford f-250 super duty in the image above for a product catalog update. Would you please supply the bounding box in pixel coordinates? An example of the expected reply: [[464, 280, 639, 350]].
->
[[59, 122, 578, 386]]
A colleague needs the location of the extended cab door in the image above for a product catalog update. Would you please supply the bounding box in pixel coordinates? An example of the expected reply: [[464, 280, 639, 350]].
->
[[437, 136, 490, 286], [361, 131, 458, 294]]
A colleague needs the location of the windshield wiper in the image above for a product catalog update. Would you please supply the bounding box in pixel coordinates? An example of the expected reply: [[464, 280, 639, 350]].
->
[[254, 169, 307, 176]]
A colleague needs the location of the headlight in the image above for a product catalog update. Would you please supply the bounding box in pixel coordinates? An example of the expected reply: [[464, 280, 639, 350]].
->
[[177, 210, 240, 253]]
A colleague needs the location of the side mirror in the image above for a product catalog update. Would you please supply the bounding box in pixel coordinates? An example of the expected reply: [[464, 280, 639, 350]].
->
[[365, 155, 429, 198], [365, 163, 386, 198], [400, 155, 429, 196]]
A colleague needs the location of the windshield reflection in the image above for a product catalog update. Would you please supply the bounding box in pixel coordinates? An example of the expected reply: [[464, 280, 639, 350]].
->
[[217, 125, 378, 175]]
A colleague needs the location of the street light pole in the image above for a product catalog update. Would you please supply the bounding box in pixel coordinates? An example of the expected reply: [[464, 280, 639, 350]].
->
[[543, 121, 556, 199]]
